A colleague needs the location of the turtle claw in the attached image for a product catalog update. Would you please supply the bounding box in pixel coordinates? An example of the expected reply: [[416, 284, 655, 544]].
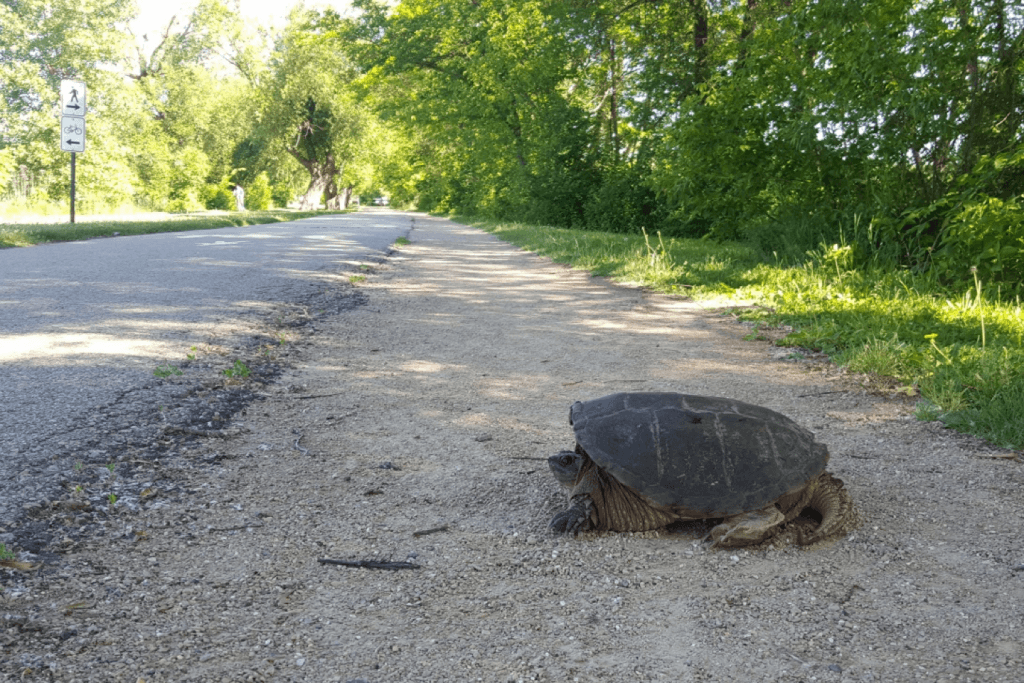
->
[[550, 496, 594, 535]]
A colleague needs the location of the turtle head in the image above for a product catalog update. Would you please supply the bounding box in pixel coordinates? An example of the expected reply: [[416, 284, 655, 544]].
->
[[548, 450, 584, 489]]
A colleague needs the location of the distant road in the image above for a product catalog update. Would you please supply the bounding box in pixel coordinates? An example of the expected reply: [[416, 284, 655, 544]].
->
[[0, 208, 411, 537]]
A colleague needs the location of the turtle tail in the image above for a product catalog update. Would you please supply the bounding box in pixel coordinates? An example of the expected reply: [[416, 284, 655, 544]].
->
[[797, 473, 858, 545]]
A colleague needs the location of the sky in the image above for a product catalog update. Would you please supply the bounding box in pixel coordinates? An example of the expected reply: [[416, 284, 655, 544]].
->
[[132, 0, 355, 38]]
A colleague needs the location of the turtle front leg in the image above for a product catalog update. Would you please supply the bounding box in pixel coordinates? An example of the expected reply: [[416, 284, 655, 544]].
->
[[550, 495, 595, 535], [707, 506, 785, 548]]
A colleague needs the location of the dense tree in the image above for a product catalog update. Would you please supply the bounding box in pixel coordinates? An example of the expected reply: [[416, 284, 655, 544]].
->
[[350, 0, 598, 224], [351, 0, 1022, 290], [0, 0, 137, 208], [0, 0, 264, 212], [125, 0, 264, 210], [257, 10, 371, 209]]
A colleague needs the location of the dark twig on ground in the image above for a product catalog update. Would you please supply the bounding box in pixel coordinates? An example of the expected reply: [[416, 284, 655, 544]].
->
[[292, 429, 309, 456], [317, 558, 421, 570]]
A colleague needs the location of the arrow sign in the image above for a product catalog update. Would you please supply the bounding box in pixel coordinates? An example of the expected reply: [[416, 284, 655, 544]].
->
[[60, 80, 87, 116], [60, 116, 86, 152]]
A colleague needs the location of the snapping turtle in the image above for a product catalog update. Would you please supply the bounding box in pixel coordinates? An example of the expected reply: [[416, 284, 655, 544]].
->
[[548, 392, 856, 547]]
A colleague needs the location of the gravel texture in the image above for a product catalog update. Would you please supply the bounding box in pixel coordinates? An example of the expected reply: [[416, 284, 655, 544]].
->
[[2, 213, 1022, 682]]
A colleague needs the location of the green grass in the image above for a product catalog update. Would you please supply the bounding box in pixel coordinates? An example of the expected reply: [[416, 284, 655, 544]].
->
[[154, 364, 183, 378], [475, 219, 1024, 451], [223, 360, 251, 379], [0, 208, 356, 249]]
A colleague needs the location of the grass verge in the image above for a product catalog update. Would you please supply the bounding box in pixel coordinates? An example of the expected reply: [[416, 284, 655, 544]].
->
[[0, 209, 356, 249], [472, 219, 1024, 451]]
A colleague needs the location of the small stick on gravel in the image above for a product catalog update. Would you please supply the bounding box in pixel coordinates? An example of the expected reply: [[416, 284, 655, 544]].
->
[[292, 430, 309, 456], [0, 558, 37, 572], [413, 525, 449, 537], [163, 426, 238, 439], [208, 523, 263, 532], [318, 558, 421, 570]]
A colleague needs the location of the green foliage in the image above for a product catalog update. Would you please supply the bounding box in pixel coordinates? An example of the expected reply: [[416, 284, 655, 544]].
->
[[353, 0, 599, 224], [154, 364, 183, 377], [223, 360, 250, 379], [583, 167, 672, 235], [271, 184, 294, 208], [246, 172, 273, 210], [348, 0, 1024, 299], [203, 183, 236, 211], [257, 9, 372, 209], [645, 0, 1023, 295], [0, 148, 16, 195], [0, 0, 270, 213]]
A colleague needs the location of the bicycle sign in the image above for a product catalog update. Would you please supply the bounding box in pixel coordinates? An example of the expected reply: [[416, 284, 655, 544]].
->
[[60, 115, 86, 152]]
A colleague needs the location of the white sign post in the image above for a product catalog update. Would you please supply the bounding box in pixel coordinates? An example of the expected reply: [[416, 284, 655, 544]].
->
[[59, 80, 87, 223]]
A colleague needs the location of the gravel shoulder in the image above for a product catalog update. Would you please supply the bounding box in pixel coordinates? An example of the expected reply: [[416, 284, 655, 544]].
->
[[3, 214, 1023, 682]]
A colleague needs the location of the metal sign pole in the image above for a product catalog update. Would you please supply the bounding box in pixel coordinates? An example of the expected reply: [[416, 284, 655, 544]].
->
[[60, 80, 86, 224], [70, 152, 77, 224]]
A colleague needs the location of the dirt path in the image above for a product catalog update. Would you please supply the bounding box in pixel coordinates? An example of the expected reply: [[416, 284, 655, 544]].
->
[[3, 214, 1022, 682]]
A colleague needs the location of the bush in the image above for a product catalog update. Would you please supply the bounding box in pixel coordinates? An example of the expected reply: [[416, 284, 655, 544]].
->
[[246, 172, 272, 210], [166, 192, 202, 213], [271, 184, 293, 208], [582, 168, 670, 235], [933, 194, 1024, 295], [203, 184, 235, 210]]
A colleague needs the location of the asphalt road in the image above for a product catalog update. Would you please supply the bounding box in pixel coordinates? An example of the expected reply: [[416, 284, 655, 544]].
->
[[0, 209, 411, 541]]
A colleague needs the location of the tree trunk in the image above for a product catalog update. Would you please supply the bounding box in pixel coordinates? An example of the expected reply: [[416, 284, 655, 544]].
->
[[324, 177, 341, 210], [298, 166, 330, 210], [508, 95, 528, 168], [288, 150, 338, 210], [608, 37, 619, 163], [690, 0, 710, 90], [957, 0, 981, 173], [736, 0, 758, 69]]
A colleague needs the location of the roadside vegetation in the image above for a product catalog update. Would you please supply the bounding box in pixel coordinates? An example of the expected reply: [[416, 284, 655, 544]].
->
[[477, 220, 1024, 452], [0, 209, 353, 249]]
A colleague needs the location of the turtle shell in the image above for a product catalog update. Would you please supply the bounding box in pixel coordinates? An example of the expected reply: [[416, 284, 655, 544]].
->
[[570, 392, 829, 517]]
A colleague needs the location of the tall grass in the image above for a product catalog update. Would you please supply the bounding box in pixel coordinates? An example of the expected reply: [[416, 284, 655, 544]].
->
[[476, 219, 1024, 451]]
